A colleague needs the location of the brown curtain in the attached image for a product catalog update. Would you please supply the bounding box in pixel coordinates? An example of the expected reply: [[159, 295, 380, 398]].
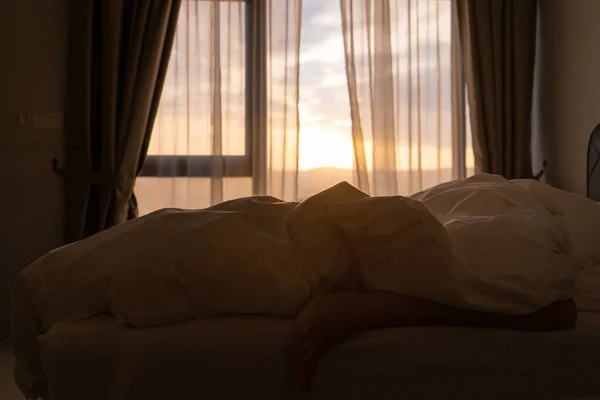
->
[[457, 0, 538, 179], [63, 0, 181, 243]]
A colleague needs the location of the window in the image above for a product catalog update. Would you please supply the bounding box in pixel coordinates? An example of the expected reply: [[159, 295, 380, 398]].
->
[[139, 0, 253, 178], [136, 0, 473, 213]]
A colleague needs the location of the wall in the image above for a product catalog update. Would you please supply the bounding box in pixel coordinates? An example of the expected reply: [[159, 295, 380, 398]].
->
[[540, 0, 600, 194], [0, 0, 68, 337]]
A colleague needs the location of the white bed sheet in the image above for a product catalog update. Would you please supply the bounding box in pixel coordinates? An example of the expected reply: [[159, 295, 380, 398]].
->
[[33, 312, 600, 400]]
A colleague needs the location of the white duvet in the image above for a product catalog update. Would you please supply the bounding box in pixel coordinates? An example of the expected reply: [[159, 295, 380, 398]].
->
[[11, 174, 600, 398]]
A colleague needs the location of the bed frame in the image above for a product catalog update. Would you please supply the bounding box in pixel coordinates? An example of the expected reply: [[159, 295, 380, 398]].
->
[[588, 123, 600, 201]]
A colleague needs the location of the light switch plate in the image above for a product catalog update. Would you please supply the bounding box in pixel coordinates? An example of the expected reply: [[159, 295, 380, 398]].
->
[[18, 112, 32, 127], [32, 112, 63, 129]]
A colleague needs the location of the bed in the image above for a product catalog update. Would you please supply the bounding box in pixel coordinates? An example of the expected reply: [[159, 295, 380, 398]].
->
[[11, 173, 600, 400], [35, 312, 600, 400]]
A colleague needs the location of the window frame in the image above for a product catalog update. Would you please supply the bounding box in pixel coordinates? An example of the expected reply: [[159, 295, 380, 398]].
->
[[139, 0, 264, 179]]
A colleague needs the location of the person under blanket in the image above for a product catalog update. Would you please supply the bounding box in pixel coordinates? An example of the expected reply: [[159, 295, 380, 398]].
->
[[294, 291, 576, 391], [286, 177, 583, 389]]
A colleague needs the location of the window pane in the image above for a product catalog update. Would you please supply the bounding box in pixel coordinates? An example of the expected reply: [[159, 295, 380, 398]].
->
[[148, 1, 247, 157]]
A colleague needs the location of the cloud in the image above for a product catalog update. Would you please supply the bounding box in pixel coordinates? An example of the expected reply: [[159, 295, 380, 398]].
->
[[333, 120, 352, 128], [299, 103, 326, 125], [300, 34, 346, 64]]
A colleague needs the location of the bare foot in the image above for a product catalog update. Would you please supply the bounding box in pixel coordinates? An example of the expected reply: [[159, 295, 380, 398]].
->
[[294, 291, 375, 391], [515, 298, 577, 331]]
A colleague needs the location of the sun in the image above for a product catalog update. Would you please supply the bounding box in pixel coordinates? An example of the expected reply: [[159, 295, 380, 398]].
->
[[299, 127, 354, 171]]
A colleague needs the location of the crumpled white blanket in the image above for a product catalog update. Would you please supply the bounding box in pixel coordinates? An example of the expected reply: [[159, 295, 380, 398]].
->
[[10, 173, 600, 399]]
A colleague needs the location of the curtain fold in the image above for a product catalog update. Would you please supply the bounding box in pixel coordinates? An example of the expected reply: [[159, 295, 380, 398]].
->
[[340, 0, 456, 196], [64, 0, 181, 242], [457, 0, 538, 179], [263, 0, 303, 200], [136, 0, 302, 214]]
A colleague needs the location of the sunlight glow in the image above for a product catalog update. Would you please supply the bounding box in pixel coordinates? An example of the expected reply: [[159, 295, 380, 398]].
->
[[299, 127, 354, 170]]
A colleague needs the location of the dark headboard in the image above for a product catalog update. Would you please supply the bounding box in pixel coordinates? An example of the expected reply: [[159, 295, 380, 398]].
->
[[588, 123, 600, 201]]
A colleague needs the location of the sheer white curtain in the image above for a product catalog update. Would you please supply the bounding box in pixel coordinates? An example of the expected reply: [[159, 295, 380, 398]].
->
[[340, 0, 459, 196], [135, 0, 302, 214], [263, 0, 303, 200]]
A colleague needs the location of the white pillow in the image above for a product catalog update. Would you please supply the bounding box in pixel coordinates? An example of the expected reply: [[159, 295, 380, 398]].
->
[[513, 179, 600, 267], [410, 174, 543, 223], [286, 182, 369, 293]]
